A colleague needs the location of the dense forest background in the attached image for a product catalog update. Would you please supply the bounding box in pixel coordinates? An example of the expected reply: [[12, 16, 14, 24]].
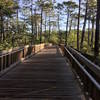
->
[[0, 0, 100, 59]]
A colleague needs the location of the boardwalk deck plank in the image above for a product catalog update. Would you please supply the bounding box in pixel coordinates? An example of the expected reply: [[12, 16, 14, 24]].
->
[[0, 46, 82, 100]]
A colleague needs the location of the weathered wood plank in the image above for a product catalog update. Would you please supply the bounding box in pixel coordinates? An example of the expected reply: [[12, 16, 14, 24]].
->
[[0, 46, 83, 100]]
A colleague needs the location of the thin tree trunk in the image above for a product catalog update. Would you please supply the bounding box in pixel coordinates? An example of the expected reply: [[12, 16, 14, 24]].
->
[[94, 0, 100, 56], [7, 18, 9, 32], [1, 16, 4, 42], [0, 16, 2, 42], [34, 8, 37, 39], [58, 14, 60, 33], [45, 13, 47, 34], [77, 0, 81, 50], [91, 16, 94, 48], [80, 0, 88, 49], [74, 20, 77, 42], [58, 13, 61, 43], [12, 34, 14, 48], [31, 0, 34, 44], [23, 18, 26, 45], [40, 8, 43, 43], [17, 9, 20, 35], [69, 18, 73, 35], [88, 17, 90, 45], [36, 22, 37, 39], [48, 15, 51, 41], [65, 10, 69, 46], [37, 24, 40, 39], [44, 13, 47, 42]]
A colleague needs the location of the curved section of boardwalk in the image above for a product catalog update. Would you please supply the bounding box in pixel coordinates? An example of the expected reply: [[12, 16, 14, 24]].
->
[[0, 46, 82, 100]]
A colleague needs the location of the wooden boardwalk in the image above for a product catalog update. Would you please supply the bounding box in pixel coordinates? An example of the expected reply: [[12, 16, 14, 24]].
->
[[0, 46, 83, 100]]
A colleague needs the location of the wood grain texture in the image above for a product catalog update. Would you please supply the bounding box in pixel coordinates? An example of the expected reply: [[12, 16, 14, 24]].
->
[[0, 46, 82, 100]]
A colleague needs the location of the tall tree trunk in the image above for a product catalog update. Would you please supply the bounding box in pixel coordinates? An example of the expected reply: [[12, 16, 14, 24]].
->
[[16, 9, 20, 46], [17, 9, 19, 34], [88, 17, 90, 45], [58, 14, 60, 33], [80, 0, 88, 49], [7, 18, 9, 33], [34, 8, 37, 39], [45, 13, 47, 34], [37, 24, 40, 39], [74, 20, 77, 42], [0, 16, 2, 42], [48, 15, 51, 41], [69, 18, 73, 35], [44, 13, 47, 42], [31, 0, 34, 44], [65, 10, 69, 46], [94, 0, 100, 57], [1, 16, 4, 42], [12, 33, 14, 48], [57, 13, 61, 43], [91, 16, 94, 48], [77, 0, 81, 50], [40, 8, 43, 43]]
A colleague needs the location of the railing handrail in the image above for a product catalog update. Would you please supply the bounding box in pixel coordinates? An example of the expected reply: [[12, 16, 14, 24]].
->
[[0, 44, 42, 58], [68, 47, 100, 78], [64, 47, 100, 90], [0, 48, 24, 57], [0, 43, 45, 73]]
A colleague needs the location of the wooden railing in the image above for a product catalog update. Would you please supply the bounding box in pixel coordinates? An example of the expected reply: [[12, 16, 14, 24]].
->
[[60, 45, 100, 100], [0, 43, 45, 72]]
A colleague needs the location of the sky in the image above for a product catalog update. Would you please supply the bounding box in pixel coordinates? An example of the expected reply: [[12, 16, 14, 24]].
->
[[55, 0, 78, 31], [56, 0, 90, 31], [56, 0, 78, 3], [57, 0, 67, 3], [55, 0, 87, 31], [19, 0, 80, 31]]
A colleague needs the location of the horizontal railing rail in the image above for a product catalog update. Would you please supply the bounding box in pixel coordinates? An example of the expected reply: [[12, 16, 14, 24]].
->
[[60, 45, 100, 100], [0, 43, 45, 72], [68, 47, 100, 83]]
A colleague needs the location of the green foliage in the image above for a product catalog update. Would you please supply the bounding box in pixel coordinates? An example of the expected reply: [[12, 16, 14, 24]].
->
[[68, 32, 77, 48], [49, 31, 59, 44], [0, 40, 12, 51], [60, 30, 96, 55], [0, 0, 99, 58], [0, 0, 17, 16]]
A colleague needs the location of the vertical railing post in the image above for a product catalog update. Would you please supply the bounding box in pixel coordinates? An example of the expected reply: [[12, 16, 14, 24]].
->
[[0, 57, 1, 71], [1, 56, 3, 71], [0, 44, 45, 72]]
